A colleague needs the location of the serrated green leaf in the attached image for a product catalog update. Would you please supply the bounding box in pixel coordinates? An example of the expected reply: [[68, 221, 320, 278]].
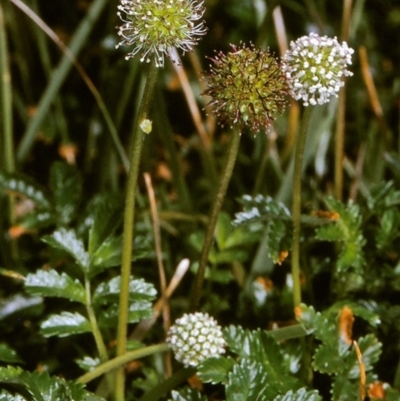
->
[[376, 208, 400, 249], [49, 162, 82, 225], [226, 359, 269, 401], [312, 343, 344, 374], [19, 370, 106, 401], [169, 388, 208, 401], [224, 326, 284, 367], [273, 388, 322, 401], [0, 366, 23, 381], [98, 301, 153, 328], [0, 392, 27, 401], [234, 195, 291, 263], [223, 326, 300, 393], [42, 229, 90, 272], [19, 211, 56, 231], [346, 334, 382, 378], [90, 235, 122, 273], [234, 195, 291, 226], [0, 343, 22, 364], [315, 223, 343, 241], [25, 270, 85, 304], [40, 312, 91, 338], [93, 276, 157, 305], [331, 376, 357, 401], [0, 295, 44, 321], [328, 301, 381, 328], [198, 356, 235, 384], [316, 198, 365, 273], [267, 218, 291, 263], [75, 356, 100, 372], [0, 173, 51, 209]]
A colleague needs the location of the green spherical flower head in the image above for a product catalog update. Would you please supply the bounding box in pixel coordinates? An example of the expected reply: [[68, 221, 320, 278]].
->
[[204, 44, 288, 132], [166, 312, 225, 367], [116, 0, 207, 67], [282, 32, 354, 106]]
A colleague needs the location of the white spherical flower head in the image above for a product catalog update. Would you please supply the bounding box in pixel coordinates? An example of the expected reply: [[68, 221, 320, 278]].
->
[[116, 0, 207, 67], [166, 312, 226, 367], [282, 32, 354, 106]]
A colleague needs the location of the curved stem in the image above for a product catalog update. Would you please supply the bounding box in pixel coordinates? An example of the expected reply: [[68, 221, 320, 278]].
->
[[78, 343, 169, 385], [115, 60, 158, 401], [291, 106, 312, 308], [190, 129, 241, 311]]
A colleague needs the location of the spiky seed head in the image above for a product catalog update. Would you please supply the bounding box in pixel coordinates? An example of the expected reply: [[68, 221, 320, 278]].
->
[[116, 0, 207, 67], [203, 43, 288, 132]]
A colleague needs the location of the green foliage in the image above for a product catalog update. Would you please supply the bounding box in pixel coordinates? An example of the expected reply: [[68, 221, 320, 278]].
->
[[0, 172, 51, 209], [0, 344, 22, 364], [49, 162, 82, 225], [1, 1, 400, 400], [198, 356, 235, 384], [42, 229, 90, 273], [297, 304, 383, 398], [234, 195, 292, 263], [94, 276, 156, 327], [198, 327, 302, 400], [25, 269, 86, 304], [273, 388, 322, 401], [315, 198, 365, 273], [0, 162, 82, 230], [40, 311, 92, 338], [0, 367, 104, 401], [169, 388, 208, 401], [0, 392, 27, 401]]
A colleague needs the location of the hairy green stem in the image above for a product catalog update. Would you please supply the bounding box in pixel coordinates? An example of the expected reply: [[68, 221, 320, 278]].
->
[[190, 129, 241, 311], [78, 343, 169, 385], [0, 4, 18, 262], [85, 277, 108, 362], [115, 60, 158, 401], [291, 107, 312, 308]]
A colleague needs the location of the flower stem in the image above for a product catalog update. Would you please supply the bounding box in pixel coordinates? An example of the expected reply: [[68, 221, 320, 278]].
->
[[115, 60, 158, 401], [334, 89, 346, 201], [190, 129, 241, 311], [78, 343, 169, 385], [291, 106, 312, 308], [85, 277, 108, 362]]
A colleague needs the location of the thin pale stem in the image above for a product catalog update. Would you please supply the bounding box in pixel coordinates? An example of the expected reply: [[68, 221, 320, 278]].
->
[[190, 129, 241, 311], [144, 172, 172, 376], [78, 343, 169, 385], [84, 277, 108, 362], [291, 106, 312, 308], [115, 60, 158, 401]]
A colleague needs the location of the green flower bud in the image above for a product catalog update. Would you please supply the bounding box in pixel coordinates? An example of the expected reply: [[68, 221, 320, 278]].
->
[[116, 0, 207, 67], [282, 32, 354, 106], [166, 312, 225, 367], [204, 43, 288, 132]]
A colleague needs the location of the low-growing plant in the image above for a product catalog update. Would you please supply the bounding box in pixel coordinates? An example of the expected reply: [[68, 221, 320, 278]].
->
[[1, 0, 400, 400]]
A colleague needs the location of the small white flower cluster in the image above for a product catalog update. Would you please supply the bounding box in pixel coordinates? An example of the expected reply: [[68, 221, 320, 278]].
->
[[282, 32, 354, 106], [166, 312, 226, 367]]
